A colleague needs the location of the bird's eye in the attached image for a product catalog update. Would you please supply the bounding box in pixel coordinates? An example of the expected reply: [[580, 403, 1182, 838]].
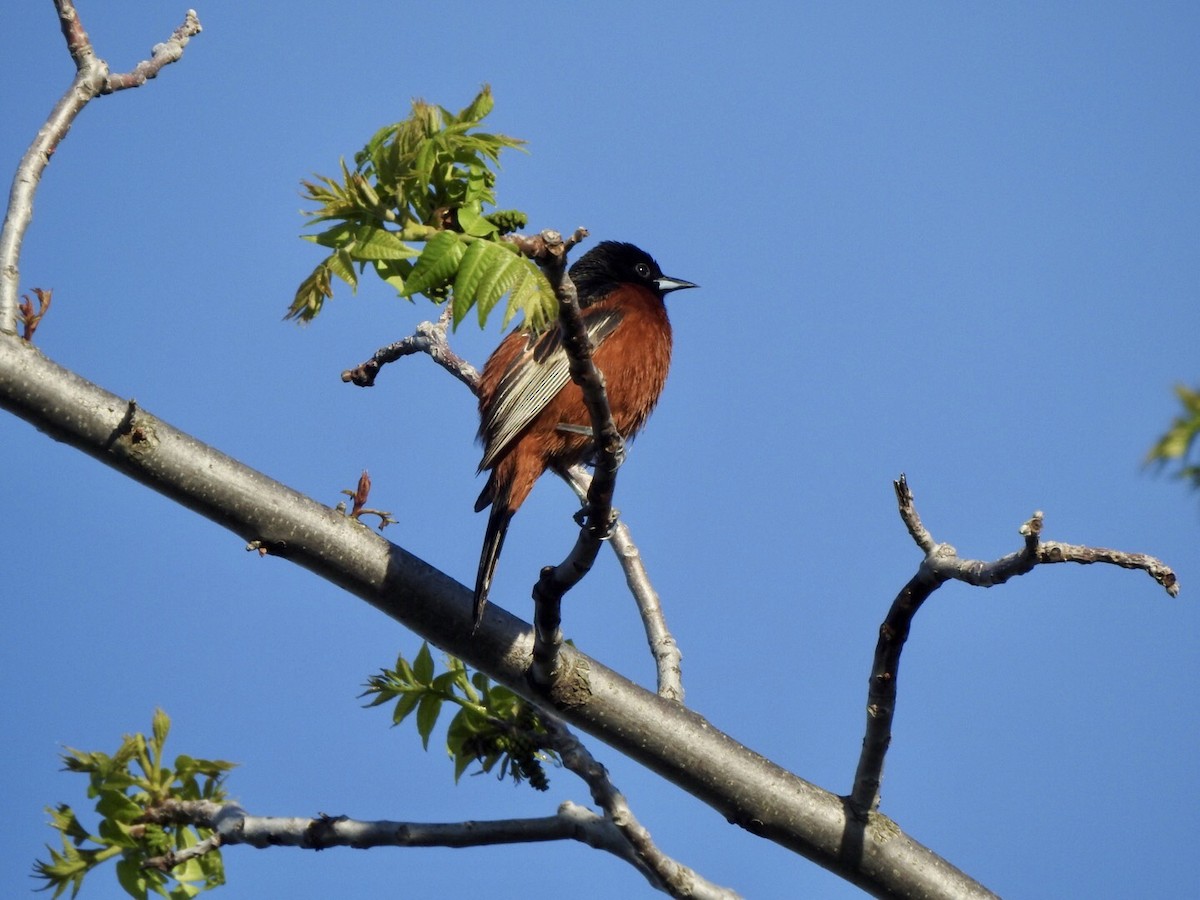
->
[[634, 262, 652, 278]]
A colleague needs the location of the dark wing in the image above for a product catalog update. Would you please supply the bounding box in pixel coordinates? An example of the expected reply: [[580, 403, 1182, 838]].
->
[[478, 308, 624, 470]]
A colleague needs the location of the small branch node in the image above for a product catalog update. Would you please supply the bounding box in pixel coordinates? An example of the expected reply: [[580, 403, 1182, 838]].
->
[[894, 474, 936, 551], [1020, 510, 1044, 539], [18, 288, 51, 341]]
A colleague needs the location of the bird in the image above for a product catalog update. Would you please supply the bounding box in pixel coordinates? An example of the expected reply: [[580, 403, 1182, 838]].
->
[[471, 240, 697, 628]]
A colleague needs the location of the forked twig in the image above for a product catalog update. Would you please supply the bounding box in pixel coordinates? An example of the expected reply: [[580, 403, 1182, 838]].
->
[[849, 474, 1180, 815], [0, 3, 201, 330]]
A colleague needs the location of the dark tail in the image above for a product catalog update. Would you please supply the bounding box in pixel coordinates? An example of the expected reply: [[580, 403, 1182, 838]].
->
[[473, 502, 513, 631]]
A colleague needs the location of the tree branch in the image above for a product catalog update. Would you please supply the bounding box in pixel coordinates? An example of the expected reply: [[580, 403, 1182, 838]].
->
[[139, 798, 706, 890], [0, 337, 998, 898], [508, 227, 628, 686], [139, 734, 740, 899], [564, 464, 684, 701], [98, 8, 203, 93], [0, 3, 200, 331], [849, 475, 1181, 816], [341, 302, 479, 390], [542, 716, 735, 898]]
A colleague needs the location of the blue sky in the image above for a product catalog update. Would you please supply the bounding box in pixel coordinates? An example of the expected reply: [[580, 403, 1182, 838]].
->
[[2, 2, 1197, 897]]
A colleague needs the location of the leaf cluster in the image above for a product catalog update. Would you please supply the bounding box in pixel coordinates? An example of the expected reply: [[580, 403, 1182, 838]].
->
[[1147, 384, 1200, 489], [34, 709, 235, 900], [362, 643, 555, 791], [289, 87, 556, 331]]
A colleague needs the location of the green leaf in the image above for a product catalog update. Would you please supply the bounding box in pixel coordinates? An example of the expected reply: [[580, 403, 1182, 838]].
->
[[450, 662, 474, 698], [403, 232, 466, 298], [457, 85, 494, 123], [473, 249, 529, 328], [391, 689, 422, 726], [450, 240, 497, 326], [412, 642, 435, 685], [327, 248, 359, 291], [415, 694, 443, 750], [151, 710, 171, 749], [451, 751, 474, 782], [1147, 384, 1200, 490], [347, 225, 418, 261], [286, 258, 335, 322], [172, 755, 236, 780], [429, 671, 456, 694], [394, 652, 415, 683], [447, 239, 555, 331], [116, 856, 151, 899], [293, 87, 527, 322], [501, 260, 557, 330], [47, 804, 91, 846], [455, 205, 498, 238], [305, 221, 358, 250], [95, 790, 142, 824], [372, 258, 411, 295]]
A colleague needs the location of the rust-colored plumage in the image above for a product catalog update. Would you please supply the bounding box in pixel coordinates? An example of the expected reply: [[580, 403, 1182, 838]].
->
[[472, 241, 696, 627]]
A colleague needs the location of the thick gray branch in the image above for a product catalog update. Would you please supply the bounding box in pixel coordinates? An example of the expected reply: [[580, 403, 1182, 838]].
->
[[0, 335, 994, 899]]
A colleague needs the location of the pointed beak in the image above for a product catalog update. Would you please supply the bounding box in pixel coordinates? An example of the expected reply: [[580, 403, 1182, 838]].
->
[[655, 275, 698, 294]]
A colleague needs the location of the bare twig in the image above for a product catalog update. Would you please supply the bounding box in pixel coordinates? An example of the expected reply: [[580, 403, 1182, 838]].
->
[[540, 717, 740, 899], [1035, 540, 1180, 596], [142, 799, 599, 853], [139, 796, 735, 897], [894, 473, 936, 552], [849, 474, 1181, 816], [100, 9, 203, 92], [0, 3, 201, 331], [564, 464, 684, 701], [516, 228, 635, 686], [341, 307, 479, 390]]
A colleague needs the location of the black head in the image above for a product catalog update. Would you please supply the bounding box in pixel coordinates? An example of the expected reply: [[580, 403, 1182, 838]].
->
[[568, 241, 697, 306]]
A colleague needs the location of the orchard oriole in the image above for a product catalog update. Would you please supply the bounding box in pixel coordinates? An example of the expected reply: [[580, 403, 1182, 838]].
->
[[472, 240, 696, 627]]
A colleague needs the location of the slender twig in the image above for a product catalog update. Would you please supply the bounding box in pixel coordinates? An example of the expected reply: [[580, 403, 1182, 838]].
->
[[564, 464, 684, 701], [849, 474, 1181, 816], [541, 717, 740, 899], [139, 797, 735, 897], [141, 799, 606, 853], [511, 228, 632, 685], [99, 9, 203, 92], [1035, 540, 1179, 595], [341, 306, 479, 390], [0, 3, 201, 331]]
